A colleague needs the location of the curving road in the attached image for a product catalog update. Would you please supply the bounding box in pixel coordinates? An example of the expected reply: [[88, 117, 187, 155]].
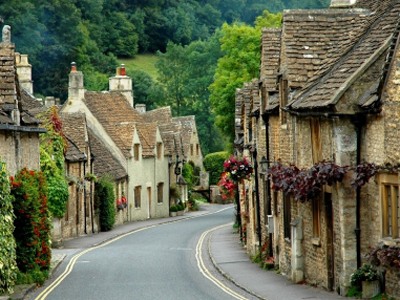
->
[[31, 205, 254, 300]]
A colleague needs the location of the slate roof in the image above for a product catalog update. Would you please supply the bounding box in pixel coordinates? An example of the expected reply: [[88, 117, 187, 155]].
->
[[64, 137, 86, 162], [83, 91, 144, 158], [172, 116, 196, 157], [142, 107, 172, 124], [135, 123, 157, 157], [60, 112, 87, 154], [88, 128, 127, 180], [291, 1, 400, 109], [260, 0, 400, 112], [158, 122, 182, 156]]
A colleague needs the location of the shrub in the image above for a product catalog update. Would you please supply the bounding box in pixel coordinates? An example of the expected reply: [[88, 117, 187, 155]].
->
[[350, 264, 378, 288], [11, 168, 52, 273], [182, 163, 195, 189], [95, 175, 116, 231], [188, 198, 199, 211], [0, 159, 18, 294], [170, 205, 178, 212], [203, 151, 231, 185], [176, 202, 184, 211]]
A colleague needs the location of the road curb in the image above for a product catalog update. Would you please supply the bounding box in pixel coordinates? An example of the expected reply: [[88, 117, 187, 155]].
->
[[207, 227, 267, 300]]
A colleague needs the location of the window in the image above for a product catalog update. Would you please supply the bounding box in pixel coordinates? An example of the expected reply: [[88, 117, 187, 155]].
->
[[313, 197, 321, 238], [284, 194, 291, 239], [157, 183, 164, 203], [134, 186, 141, 208], [196, 144, 199, 156], [310, 117, 322, 163], [157, 143, 162, 160], [190, 144, 194, 156], [134, 144, 140, 161], [380, 173, 399, 238]]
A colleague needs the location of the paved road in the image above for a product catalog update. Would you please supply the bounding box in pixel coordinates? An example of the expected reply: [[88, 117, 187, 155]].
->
[[30, 205, 254, 300]]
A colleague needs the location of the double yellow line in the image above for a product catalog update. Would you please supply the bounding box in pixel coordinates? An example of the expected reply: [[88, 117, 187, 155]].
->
[[36, 205, 234, 300], [195, 223, 249, 300]]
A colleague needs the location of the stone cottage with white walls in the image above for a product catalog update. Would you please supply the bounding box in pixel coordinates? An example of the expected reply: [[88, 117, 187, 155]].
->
[[61, 64, 170, 221]]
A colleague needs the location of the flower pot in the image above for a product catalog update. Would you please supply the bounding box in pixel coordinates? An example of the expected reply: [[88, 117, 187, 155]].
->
[[362, 280, 380, 299], [177, 210, 183, 216], [170, 212, 177, 217]]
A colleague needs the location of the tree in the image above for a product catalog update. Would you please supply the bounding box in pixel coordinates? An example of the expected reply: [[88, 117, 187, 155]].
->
[[209, 10, 282, 142]]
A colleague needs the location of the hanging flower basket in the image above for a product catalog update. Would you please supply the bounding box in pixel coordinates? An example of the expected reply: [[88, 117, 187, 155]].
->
[[224, 156, 253, 182], [218, 172, 237, 200]]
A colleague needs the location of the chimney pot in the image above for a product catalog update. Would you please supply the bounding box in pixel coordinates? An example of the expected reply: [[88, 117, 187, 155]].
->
[[116, 67, 121, 76], [121, 63, 126, 76], [71, 62, 77, 72]]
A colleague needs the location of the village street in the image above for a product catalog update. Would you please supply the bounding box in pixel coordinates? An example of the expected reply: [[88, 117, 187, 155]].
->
[[29, 205, 257, 300]]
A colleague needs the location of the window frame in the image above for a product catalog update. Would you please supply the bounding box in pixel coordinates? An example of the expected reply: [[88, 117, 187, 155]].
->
[[380, 173, 399, 239], [157, 182, 164, 203], [134, 186, 142, 208]]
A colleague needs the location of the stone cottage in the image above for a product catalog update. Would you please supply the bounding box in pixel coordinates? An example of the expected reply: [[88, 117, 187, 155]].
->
[[236, 0, 400, 297], [0, 25, 45, 174], [61, 64, 170, 221]]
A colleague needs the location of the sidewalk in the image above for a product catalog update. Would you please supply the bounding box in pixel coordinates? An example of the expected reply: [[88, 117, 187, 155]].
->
[[4, 204, 343, 300], [209, 225, 344, 300]]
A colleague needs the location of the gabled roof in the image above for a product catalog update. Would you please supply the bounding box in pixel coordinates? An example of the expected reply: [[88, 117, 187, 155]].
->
[[290, 1, 400, 109], [158, 122, 182, 156], [88, 128, 127, 180], [83, 91, 144, 158], [60, 112, 87, 154], [142, 107, 173, 124], [172, 115, 196, 157], [64, 137, 87, 162], [135, 123, 158, 157]]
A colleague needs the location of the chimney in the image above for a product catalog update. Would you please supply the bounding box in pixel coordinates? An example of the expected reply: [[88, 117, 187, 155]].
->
[[55, 98, 60, 105], [15, 53, 34, 94], [330, 0, 357, 8], [44, 96, 55, 107], [68, 62, 85, 104], [109, 63, 133, 107], [135, 104, 146, 113]]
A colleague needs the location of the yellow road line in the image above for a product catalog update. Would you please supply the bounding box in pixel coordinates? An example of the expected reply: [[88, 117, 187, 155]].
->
[[36, 206, 233, 300], [195, 223, 249, 300]]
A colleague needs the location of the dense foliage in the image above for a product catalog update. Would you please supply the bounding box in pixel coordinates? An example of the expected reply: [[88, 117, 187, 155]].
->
[[10, 168, 52, 274], [0, 159, 17, 295], [369, 243, 400, 269], [38, 106, 69, 218], [95, 175, 116, 231], [268, 161, 349, 202], [203, 151, 231, 185]]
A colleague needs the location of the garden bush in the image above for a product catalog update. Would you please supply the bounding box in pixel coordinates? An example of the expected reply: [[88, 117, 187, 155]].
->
[[203, 151, 230, 185], [10, 168, 52, 275], [95, 175, 116, 231], [0, 159, 18, 294]]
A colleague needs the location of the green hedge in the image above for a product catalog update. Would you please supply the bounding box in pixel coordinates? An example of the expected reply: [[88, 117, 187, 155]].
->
[[0, 159, 17, 295], [203, 151, 231, 185], [95, 175, 116, 231]]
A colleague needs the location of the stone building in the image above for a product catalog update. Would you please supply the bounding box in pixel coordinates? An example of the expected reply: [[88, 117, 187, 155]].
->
[[236, 0, 400, 297], [0, 24, 45, 175], [61, 64, 170, 222]]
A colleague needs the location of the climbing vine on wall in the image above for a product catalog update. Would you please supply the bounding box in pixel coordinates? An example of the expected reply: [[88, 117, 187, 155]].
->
[[10, 168, 52, 273], [268, 160, 376, 202], [0, 159, 18, 295], [37, 106, 69, 218], [95, 175, 116, 231]]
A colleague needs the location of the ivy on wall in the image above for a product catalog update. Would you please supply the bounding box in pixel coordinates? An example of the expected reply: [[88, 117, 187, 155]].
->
[[95, 175, 116, 231], [10, 168, 52, 273], [0, 159, 18, 295], [37, 106, 69, 218]]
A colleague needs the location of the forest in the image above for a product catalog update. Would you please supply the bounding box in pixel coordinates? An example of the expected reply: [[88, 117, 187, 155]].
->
[[0, 0, 330, 154]]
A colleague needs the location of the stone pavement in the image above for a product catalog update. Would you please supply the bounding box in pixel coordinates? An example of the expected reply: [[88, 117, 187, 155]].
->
[[3, 204, 344, 299]]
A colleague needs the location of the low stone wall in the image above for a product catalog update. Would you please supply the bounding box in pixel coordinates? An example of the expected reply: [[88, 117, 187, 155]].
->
[[210, 185, 233, 204]]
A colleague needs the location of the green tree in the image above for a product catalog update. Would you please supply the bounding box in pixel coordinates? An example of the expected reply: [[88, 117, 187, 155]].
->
[[209, 11, 282, 142]]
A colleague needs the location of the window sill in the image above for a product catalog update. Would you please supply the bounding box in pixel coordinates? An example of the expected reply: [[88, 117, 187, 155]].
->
[[311, 237, 321, 247], [380, 237, 400, 246]]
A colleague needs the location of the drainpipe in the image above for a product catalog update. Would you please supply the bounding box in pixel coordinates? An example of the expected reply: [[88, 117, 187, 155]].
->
[[262, 112, 273, 256], [351, 115, 365, 269], [90, 155, 94, 233], [83, 159, 87, 234], [252, 148, 262, 248]]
